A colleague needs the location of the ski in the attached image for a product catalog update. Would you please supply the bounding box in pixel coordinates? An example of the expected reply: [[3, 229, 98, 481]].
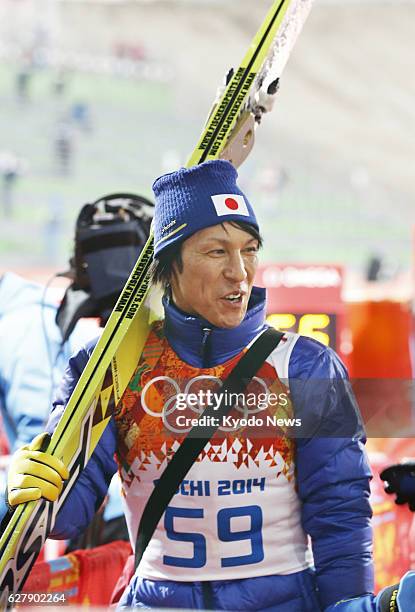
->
[[0, 0, 312, 603]]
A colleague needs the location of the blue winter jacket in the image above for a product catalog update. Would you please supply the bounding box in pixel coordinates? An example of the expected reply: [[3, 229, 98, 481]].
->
[[0, 273, 96, 520], [0, 272, 122, 523], [47, 287, 376, 611]]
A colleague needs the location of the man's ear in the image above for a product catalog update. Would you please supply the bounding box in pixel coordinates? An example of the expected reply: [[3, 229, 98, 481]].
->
[[169, 263, 180, 294], [170, 253, 184, 282]]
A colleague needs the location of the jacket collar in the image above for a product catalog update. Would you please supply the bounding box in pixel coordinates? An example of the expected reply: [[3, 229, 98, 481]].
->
[[162, 286, 267, 368]]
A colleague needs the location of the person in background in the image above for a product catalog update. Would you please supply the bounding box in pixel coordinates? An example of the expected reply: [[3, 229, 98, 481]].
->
[[0, 192, 153, 547]]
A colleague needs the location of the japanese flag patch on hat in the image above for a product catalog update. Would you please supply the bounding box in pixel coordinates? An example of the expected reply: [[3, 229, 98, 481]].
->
[[152, 159, 258, 256], [211, 194, 249, 217]]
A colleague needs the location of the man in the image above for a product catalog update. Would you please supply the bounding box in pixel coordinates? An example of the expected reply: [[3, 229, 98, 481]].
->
[[6, 161, 415, 610], [1, 192, 153, 542]]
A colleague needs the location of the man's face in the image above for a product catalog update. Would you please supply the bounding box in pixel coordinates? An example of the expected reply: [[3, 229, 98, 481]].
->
[[170, 222, 259, 329]]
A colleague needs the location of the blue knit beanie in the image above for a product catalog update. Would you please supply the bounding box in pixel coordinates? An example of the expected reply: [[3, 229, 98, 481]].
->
[[152, 159, 258, 256]]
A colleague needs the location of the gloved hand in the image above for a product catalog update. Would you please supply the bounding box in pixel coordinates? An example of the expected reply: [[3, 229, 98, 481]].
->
[[380, 462, 415, 511], [324, 571, 415, 611], [7, 433, 69, 506], [377, 571, 415, 611]]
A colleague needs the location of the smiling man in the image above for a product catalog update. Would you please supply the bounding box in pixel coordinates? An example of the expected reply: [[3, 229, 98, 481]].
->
[[151, 161, 262, 334], [7, 160, 415, 611], [163, 222, 257, 329]]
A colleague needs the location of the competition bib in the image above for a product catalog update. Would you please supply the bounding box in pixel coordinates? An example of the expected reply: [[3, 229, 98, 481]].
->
[[114, 325, 309, 580]]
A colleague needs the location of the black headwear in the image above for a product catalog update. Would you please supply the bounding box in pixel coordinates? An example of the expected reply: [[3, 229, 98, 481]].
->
[[56, 192, 154, 342]]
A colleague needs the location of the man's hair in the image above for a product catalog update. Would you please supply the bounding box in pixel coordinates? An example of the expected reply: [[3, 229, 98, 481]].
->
[[151, 220, 263, 289]]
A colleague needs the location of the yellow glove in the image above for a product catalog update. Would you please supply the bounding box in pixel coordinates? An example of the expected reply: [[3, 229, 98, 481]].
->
[[7, 433, 69, 506]]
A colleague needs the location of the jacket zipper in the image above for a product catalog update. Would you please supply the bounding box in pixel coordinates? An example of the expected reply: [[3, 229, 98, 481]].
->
[[201, 327, 212, 368], [201, 580, 215, 610]]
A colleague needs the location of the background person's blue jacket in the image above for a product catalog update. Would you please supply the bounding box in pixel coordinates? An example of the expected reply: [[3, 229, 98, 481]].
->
[[0, 272, 121, 523], [46, 287, 378, 611], [0, 273, 92, 452], [0, 273, 95, 520]]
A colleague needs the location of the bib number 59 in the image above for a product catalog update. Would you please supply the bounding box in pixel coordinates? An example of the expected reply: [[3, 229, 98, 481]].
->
[[164, 505, 264, 568]]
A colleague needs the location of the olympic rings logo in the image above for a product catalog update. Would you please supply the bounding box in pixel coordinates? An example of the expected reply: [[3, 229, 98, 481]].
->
[[140, 375, 271, 433]]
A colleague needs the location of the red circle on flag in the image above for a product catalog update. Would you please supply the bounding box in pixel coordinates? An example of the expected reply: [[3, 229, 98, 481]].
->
[[225, 197, 239, 210]]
